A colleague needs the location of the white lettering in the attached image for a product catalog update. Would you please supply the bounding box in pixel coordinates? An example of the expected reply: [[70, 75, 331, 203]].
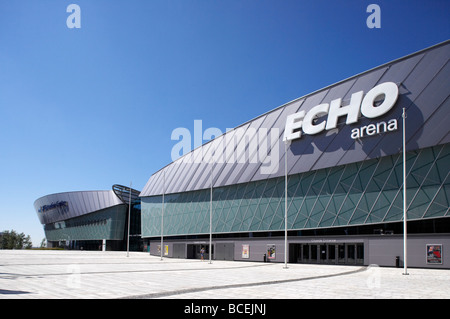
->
[[260, 128, 280, 175], [366, 4, 381, 29], [285, 82, 399, 141], [185, 303, 218, 316], [366, 124, 376, 136], [302, 103, 329, 135], [283, 111, 305, 141], [66, 4, 81, 29], [229, 303, 266, 316], [360, 82, 398, 118], [171, 127, 191, 161], [387, 118, 398, 131], [326, 91, 363, 130], [171, 121, 280, 174], [351, 128, 360, 140], [350, 118, 398, 140]]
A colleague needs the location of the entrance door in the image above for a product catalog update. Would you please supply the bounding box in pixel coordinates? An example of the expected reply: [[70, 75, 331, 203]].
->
[[289, 244, 301, 263], [347, 244, 355, 264], [328, 244, 336, 264], [302, 244, 310, 263], [320, 245, 327, 263], [289, 243, 363, 265], [338, 244, 346, 264], [356, 243, 364, 265], [310, 245, 318, 263], [187, 244, 213, 260], [187, 244, 195, 259], [319, 244, 337, 264]]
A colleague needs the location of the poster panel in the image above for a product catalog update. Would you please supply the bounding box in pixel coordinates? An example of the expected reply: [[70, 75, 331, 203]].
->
[[426, 244, 442, 264], [242, 244, 249, 258], [267, 244, 276, 259]]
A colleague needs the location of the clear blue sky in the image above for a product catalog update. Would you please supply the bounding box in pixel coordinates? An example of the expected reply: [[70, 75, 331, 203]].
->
[[0, 0, 448, 246]]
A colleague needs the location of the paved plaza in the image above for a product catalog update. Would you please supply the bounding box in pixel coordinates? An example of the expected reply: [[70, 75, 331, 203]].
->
[[0, 250, 449, 299]]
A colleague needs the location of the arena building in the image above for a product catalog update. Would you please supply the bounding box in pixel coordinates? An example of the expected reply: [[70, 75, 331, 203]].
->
[[34, 41, 449, 268], [139, 40, 449, 268], [34, 185, 142, 251]]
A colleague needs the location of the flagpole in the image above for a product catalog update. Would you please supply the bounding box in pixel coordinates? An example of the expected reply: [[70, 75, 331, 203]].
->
[[284, 140, 290, 269], [126, 182, 131, 257], [402, 108, 409, 275], [161, 170, 165, 261], [209, 162, 213, 264]]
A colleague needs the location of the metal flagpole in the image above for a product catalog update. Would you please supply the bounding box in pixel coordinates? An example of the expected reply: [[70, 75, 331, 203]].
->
[[209, 162, 213, 264], [161, 170, 165, 261], [402, 108, 409, 275], [284, 140, 290, 269], [127, 181, 132, 257]]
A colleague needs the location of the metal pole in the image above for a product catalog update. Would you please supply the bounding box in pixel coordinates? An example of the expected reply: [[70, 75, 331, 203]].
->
[[127, 181, 131, 257], [209, 162, 213, 264], [284, 140, 290, 269], [402, 108, 409, 275], [161, 170, 165, 261]]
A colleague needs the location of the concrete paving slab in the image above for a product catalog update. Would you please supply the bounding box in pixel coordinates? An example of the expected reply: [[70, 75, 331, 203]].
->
[[0, 250, 449, 299]]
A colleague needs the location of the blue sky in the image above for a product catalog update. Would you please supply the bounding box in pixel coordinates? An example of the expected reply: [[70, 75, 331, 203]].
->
[[0, 0, 448, 246]]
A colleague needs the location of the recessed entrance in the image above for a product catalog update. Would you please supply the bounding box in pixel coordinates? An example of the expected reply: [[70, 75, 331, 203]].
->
[[187, 244, 214, 260], [289, 243, 364, 265]]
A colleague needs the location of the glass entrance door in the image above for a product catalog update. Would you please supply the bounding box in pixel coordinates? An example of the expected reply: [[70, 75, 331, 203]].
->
[[302, 244, 310, 262], [310, 244, 318, 263], [328, 244, 336, 264], [356, 243, 364, 265], [338, 244, 346, 264], [291, 243, 363, 265], [320, 245, 327, 263]]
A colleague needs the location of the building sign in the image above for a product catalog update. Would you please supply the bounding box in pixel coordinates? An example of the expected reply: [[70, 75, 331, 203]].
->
[[38, 201, 69, 214], [284, 82, 399, 142], [426, 244, 442, 264]]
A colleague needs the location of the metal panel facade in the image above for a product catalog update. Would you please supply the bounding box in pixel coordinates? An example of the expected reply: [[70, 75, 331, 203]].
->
[[34, 190, 123, 225], [141, 143, 449, 238], [141, 41, 450, 198]]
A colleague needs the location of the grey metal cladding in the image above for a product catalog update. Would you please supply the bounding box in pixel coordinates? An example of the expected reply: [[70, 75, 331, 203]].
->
[[151, 169, 166, 195], [411, 62, 450, 146], [442, 130, 450, 145], [190, 141, 218, 191], [140, 40, 450, 198], [249, 98, 304, 182], [276, 88, 332, 177], [424, 97, 450, 144], [212, 123, 252, 187], [289, 68, 387, 174], [222, 112, 275, 187], [34, 190, 123, 225], [174, 144, 206, 192]]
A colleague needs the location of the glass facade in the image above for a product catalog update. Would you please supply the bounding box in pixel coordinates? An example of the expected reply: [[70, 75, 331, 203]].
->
[[44, 204, 127, 242], [141, 144, 449, 238]]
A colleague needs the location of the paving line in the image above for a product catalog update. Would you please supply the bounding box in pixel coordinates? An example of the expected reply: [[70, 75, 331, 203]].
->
[[122, 266, 367, 299], [0, 262, 273, 278]]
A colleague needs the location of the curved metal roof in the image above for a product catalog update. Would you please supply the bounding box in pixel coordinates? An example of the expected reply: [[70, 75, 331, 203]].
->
[[34, 190, 124, 225], [112, 184, 141, 204], [141, 40, 450, 198]]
